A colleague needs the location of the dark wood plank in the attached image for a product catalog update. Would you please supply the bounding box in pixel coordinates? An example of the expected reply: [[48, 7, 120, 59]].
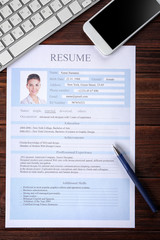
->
[[0, 231, 160, 240]]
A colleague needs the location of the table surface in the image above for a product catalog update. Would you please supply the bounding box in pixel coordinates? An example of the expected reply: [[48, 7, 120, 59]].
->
[[0, 0, 160, 239]]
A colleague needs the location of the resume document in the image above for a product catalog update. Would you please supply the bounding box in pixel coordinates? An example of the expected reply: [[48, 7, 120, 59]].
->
[[6, 45, 135, 228]]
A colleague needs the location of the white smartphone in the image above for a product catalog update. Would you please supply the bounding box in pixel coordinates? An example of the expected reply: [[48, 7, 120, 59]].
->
[[83, 0, 160, 55]]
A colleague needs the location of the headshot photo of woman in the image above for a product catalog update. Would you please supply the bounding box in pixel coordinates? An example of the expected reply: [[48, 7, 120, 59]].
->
[[21, 73, 46, 104]]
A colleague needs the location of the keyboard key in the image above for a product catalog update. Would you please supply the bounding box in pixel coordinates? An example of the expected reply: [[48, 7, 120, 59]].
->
[[41, 6, 53, 19], [19, 6, 31, 19], [0, 21, 12, 34], [57, 7, 72, 23], [2, 33, 14, 46], [12, 26, 24, 39], [10, 0, 22, 11], [9, 16, 60, 57], [10, 13, 22, 27], [50, 0, 62, 12], [31, 13, 43, 26], [0, 5, 13, 18], [29, 0, 41, 13], [0, 50, 12, 66], [21, 19, 34, 32], [69, 1, 82, 14]]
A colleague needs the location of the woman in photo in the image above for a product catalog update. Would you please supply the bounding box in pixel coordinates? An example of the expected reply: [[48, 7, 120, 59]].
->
[[21, 73, 46, 104]]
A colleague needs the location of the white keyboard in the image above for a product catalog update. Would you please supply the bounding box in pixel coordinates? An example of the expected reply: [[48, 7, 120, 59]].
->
[[0, 0, 99, 71]]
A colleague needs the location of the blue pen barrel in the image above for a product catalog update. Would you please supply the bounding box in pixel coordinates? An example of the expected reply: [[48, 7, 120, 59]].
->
[[118, 154, 158, 213]]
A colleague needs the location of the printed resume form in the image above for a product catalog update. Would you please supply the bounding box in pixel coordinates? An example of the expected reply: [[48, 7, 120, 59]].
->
[[6, 45, 135, 228]]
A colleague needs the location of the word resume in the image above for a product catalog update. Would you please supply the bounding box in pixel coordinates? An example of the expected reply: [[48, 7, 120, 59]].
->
[[6, 45, 135, 228]]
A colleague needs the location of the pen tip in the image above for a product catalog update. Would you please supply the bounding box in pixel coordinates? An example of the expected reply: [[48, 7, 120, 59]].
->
[[112, 145, 116, 150], [112, 145, 117, 151], [112, 145, 119, 156]]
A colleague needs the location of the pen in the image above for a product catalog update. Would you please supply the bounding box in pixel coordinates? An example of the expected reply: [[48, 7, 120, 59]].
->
[[112, 145, 158, 213]]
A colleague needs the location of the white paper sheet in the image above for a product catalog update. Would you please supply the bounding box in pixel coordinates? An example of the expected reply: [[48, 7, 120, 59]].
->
[[6, 45, 135, 228]]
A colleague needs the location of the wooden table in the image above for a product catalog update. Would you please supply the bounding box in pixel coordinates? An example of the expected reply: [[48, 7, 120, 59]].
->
[[0, 0, 160, 239]]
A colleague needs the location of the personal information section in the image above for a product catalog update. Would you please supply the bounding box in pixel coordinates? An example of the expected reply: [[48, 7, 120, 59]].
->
[[6, 45, 135, 228]]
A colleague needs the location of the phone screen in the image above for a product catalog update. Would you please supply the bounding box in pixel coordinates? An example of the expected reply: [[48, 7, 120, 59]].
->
[[90, 0, 160, 49]]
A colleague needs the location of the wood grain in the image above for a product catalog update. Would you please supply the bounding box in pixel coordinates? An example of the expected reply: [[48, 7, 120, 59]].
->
[[0, 0, 160, 239]]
